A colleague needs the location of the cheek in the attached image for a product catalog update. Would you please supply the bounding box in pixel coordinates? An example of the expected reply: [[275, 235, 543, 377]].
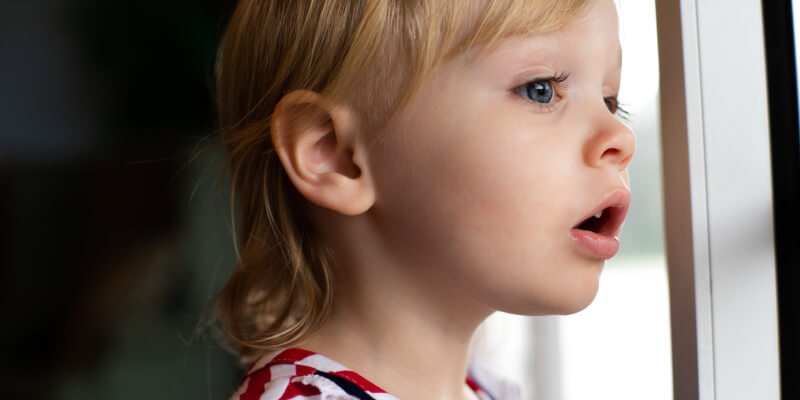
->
[[369, 106, 594, 313], [375, 107, 567, 231], [428, 127, 566, 237]]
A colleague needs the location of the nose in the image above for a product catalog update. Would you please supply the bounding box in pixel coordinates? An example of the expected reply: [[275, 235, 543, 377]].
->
[[583, 112, 636, 171]]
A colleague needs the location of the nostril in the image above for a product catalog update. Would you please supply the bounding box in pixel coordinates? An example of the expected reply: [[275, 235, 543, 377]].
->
[[602, 148, 621, 159]]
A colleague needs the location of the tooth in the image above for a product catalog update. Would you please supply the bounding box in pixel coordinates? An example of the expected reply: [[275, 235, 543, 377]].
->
[[594, 211, 603, 219]]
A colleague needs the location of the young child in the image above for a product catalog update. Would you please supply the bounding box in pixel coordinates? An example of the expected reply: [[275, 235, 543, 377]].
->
[[216, 0, 634, 398]]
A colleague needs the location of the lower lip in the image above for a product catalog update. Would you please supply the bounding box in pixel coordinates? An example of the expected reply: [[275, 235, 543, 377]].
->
[[569, 229, 620, 259]]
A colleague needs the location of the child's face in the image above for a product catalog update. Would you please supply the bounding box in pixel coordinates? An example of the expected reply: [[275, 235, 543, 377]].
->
[[366, 0, 633, 315]]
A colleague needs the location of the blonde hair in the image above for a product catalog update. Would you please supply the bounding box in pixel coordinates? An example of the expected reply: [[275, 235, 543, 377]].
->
[[216, 0, 589, 361]]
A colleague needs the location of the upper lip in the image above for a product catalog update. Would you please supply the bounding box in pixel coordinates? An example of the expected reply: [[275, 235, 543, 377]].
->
[[572, 189, 631, 237]]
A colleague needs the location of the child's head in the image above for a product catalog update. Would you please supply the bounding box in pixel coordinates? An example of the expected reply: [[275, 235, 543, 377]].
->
[[217, 0, 633, 361]]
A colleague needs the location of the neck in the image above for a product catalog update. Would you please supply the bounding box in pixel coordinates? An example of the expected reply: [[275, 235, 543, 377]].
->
[[300, 246, 492, 400]]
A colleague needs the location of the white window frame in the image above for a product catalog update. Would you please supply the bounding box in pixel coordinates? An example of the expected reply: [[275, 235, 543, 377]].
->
[[655, 0, 781, 399]]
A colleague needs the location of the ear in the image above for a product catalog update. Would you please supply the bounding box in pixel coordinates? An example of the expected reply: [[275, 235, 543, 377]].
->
[[271, 90, 375, 216]]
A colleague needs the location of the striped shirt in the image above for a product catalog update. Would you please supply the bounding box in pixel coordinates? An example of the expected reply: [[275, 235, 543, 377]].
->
[[230, 348, 507, 400]]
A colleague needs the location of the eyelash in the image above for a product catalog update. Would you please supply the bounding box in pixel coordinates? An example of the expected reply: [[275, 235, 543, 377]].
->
[[604, 97, 631, 121], [514, 72, 631, 120], [514, 72, 570, 112]]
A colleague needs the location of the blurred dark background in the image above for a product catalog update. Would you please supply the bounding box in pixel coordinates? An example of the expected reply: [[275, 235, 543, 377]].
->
[[0, 1, 242, 398]]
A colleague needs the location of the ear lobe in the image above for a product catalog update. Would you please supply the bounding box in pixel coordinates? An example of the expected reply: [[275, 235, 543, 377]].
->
[[271, 90, 375, 216]]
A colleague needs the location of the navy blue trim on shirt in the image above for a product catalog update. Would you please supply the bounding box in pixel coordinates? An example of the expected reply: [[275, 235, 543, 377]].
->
[[314, 371, 377, 400]]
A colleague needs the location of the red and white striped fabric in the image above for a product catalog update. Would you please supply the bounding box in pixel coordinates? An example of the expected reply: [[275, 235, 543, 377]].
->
[[230, 348, 502, 400]]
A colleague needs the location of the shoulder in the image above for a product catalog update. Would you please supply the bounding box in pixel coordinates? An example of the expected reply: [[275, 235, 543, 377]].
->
[[230, 348, 397, 400]]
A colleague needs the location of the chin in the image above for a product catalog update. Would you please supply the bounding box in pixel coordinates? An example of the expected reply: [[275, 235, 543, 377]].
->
[[559, 277, 602, 314], [553, 291, 599, 315], [501, 278, 601, 316], [497, 292, 598, 317], [552, 261, 605, 314]]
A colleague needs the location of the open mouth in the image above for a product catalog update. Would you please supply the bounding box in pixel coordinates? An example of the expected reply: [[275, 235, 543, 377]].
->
[[569, 190, 630, 259], [574, 206, 624, 236], [572, 190, 631, 238]]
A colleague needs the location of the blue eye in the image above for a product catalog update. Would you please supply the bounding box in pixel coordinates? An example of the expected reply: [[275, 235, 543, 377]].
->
[[514, 73, 568, 107], [519, 81, 554, 104]]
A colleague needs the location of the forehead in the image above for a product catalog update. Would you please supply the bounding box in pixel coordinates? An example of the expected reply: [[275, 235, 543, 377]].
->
[[354, 0, 612, 124], [472, 0, 621, 73]]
